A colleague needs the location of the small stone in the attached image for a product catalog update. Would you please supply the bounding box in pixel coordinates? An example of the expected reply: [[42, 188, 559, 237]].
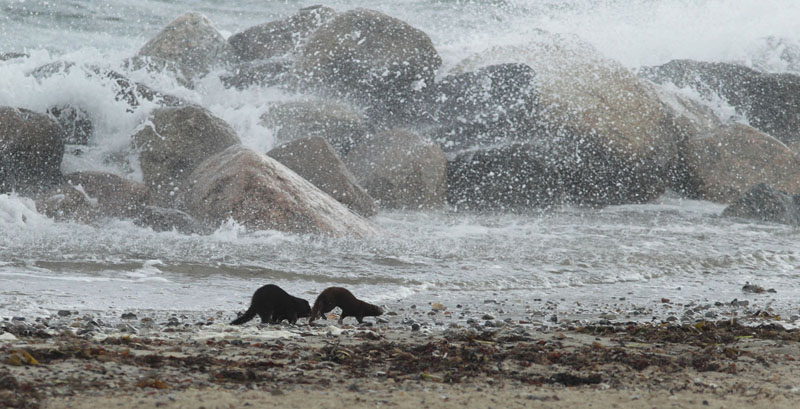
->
[[661, 298, 671, 303], [57, 310, 72, 317], [431, 302, 446, 311], [411, 323, 420, 331], [11, 317, 25, 322], [121, 312, 137, 320], [481, 314, 495, 320], [742, 282, 765, 294]]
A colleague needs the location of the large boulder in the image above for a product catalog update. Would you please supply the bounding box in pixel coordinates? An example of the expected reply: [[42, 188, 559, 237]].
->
[[447, 144, 566, 211], [133, 106, 240, 207], [297, 8, 441, 123], [345, 129, 447, 210], [453, 32, 680, 205], [426, 63, 539, 152], [682, 123, 800, 202], [0, 107, 64, 193], [722, 184, 800, 226], [228, 5, 335, 61], [36, 171, 150, 222], [181, 145, 377, 236], [641, 60, 800, 146], [260, 100, 369, 156], [137, 13, 235, 82], [268, 137, 376, 217]]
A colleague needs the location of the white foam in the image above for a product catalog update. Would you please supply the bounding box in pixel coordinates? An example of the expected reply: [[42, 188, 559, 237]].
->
[[0, 194, 50, 227]]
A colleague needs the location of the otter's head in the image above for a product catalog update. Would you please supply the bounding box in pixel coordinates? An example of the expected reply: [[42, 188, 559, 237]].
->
[[366, 303, 383, 317], [296, 298, 312, 318]]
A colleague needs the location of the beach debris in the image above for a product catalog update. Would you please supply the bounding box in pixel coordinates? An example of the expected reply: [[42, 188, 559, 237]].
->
[[4, 350, 39, 366]]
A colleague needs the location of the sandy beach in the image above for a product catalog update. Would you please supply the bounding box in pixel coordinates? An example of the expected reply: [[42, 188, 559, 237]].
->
[[3, 309, 799, 409]]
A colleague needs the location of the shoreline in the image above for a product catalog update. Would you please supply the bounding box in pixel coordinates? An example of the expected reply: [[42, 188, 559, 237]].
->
[[3, 311, 799, 409]]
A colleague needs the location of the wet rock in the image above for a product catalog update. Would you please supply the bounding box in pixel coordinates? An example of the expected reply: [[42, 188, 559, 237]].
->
[[425, 63, 539, 152], [481, 314, 495, 320], [0, 107, 64, 194], [134, 205, 212, 235], [136, 13, 235, 83], [455, 32, 680, 206], [101, 69, 189, 109], [742, 282, 766, 294], [36, 171, 150, 224], [641, 59, 800, 146], [121, 313, 137, 320], [220, 60, 292, 90], [0, 52, 28, 61], [133, 105, 240, 208], [182, 145, 377, 236], [411, 323, 420, 331], [56, 310, 72, 317], [47, 105, 93, 145], [297, 8, 441, 124], [228, 5, 335, 62], [722, 183, 800, 225], [267, 136, 377, 217], [260, 100, 370, 156], [345, 129, 447, 210], [683, 125, 800, 202], [447, 143, 566, 210]]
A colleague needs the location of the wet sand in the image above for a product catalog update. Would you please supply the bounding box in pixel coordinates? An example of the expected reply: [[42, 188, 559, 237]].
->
[[2, 309, 800, 409]]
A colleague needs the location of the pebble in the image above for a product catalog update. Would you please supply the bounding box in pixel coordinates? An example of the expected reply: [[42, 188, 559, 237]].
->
[[121, 312, 137, 320], [411, 323, 420, 331], [481, 314, 495, 320], [57, 310, 72, 317]]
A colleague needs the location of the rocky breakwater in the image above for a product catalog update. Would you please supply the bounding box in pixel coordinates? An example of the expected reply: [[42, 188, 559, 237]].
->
[[444, 33, 681, 209], [6, 5, 800, 231], [640, 59, 800, 223]]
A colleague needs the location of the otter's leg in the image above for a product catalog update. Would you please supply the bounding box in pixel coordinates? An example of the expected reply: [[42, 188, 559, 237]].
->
[[288, 312, 298, 324], [258, 312, 270, 324]]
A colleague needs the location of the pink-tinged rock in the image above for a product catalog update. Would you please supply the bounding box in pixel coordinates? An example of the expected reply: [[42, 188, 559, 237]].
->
[[183, 145, 377, 237]]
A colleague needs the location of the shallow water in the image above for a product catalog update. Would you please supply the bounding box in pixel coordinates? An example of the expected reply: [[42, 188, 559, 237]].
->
[[1, 1, 799, 324]]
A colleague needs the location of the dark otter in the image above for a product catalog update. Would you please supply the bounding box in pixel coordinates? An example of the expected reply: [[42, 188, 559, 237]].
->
[[309, 287, 383, 324], [231, 284, 311, 325]]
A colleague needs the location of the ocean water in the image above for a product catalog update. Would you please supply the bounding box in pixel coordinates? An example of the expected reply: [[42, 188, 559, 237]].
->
[[1, 0, 799, 324]]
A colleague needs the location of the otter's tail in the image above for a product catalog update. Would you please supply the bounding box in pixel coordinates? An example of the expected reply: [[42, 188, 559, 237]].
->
[[231, 306, 256, 325]]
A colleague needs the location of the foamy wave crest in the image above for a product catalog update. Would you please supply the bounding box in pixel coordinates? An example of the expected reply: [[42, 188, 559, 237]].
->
[[0, 193, 51, 227]]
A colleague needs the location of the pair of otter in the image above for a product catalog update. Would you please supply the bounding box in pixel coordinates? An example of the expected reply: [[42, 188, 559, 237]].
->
[[230, 284, 383, 326]]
